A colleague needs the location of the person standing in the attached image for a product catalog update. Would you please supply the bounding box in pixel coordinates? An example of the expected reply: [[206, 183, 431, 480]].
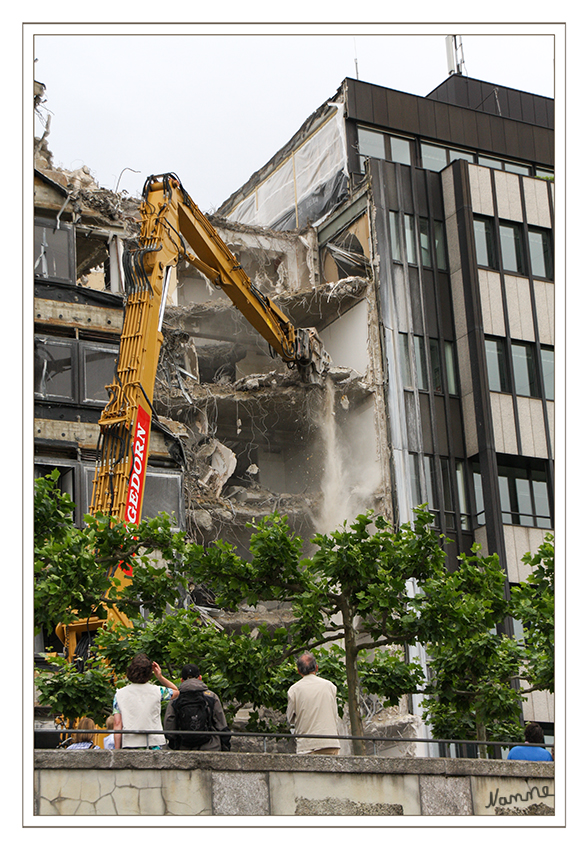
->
[[507, 722, 553, 761], [113, 653, 179, 750], [286, 652, 340, 755], [164, 662, 231, 751]]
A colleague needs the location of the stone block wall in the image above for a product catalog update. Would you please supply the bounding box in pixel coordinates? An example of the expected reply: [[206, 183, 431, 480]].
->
[[33, 751, 555, 817]]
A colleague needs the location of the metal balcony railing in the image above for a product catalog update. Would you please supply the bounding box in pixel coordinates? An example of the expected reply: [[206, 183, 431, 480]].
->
[[45, 727, 554, 759]]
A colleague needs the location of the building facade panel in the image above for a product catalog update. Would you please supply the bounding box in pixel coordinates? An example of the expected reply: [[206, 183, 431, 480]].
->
[[504, 276, 535, 341], [494, 170, 524, 222], [490, 392, 518, 455], [523, 176, 552, 228], [534, 281, 555, 345], [502, 525, 550, 583], [469, 165, 494, 216], [479, 270, 505, 336], [517, 397, 549, 458]]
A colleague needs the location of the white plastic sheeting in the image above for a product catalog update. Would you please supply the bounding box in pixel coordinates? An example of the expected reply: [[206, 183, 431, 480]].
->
[[227, 106, 348, 230]]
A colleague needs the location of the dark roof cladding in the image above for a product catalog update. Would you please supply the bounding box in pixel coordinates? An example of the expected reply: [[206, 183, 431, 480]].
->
[[426, 75, 553, 129], [345, 77, 553, 166]]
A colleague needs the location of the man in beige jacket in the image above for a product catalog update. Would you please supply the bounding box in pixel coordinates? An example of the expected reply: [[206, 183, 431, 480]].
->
[[287, 652, 340, 755]]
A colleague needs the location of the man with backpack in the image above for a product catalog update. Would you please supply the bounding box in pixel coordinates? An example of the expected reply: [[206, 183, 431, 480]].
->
[[163, 663, 231, 751]]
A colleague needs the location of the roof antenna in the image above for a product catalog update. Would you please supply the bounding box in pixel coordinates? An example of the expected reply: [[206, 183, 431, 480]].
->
[[354, 38, 359, 79], [446, 35, 465, 76]]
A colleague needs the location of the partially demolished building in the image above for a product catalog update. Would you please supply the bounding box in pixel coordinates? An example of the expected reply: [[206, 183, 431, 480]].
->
[[216, 74, 555, 731], [34, 70, 554, 738]]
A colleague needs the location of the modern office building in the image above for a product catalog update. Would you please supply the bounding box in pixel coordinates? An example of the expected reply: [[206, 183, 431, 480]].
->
[[218, 72, 555, 731]]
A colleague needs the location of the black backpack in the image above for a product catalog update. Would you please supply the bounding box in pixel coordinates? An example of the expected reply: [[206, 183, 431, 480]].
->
[[171, 689, 216, 750]]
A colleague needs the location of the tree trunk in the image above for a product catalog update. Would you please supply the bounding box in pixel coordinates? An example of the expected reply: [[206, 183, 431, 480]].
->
[[476, 719, 488, 759], [341, 598, 365, 755]]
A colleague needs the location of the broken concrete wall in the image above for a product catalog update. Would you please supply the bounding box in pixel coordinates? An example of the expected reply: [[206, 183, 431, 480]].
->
[[155, 232, 387, 553]]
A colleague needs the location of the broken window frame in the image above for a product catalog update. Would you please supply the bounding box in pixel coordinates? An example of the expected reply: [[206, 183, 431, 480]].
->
[[34, 334, 119, 406], [79, 341, 120, 404], [34, 337, 76, 401], [34, 217, 76, 284]]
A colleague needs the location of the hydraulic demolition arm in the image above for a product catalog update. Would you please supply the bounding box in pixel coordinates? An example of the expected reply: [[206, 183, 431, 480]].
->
[[58, 173, 329, 660], [90, 172, 329, 524]]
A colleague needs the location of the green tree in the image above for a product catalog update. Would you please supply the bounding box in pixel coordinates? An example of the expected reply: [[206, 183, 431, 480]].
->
[[34, 471, 553, 754], [34, 470, 188, 636], [183, 509, 442, 753], [417, 544, 526, 751], [34, 476, 436, 749], [510, 533, 555, 694]]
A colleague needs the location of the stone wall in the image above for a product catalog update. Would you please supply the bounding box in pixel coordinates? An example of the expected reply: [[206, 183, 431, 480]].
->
[[34, 751, 554, 817]]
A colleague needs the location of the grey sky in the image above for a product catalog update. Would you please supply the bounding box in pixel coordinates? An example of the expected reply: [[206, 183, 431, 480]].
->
[[32, 27, 556, 213]]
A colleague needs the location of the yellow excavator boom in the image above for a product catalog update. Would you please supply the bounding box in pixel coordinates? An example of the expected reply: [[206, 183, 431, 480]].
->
[[59, 173, 329, 660]]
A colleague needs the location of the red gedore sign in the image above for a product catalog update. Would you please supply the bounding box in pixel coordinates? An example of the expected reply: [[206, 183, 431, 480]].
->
[[125, 404, 151, 526]]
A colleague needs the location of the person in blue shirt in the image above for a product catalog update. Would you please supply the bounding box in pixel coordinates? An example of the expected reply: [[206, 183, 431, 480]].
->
[[507, 722, 553, 761]]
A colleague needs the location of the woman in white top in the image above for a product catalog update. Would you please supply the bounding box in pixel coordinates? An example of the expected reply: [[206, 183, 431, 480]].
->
[[113, 654, 179, 749]]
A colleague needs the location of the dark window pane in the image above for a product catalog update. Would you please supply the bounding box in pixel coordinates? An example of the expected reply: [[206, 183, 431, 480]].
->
[[34, 224, 72, 281], [515, 478, 534, 526], [399, 332, 411, 386], [449, 149, 474, 163], [478, 155, 503, 169], [415, 336, 428, 390], [485, 338, 509, 392], [440, 457, 452, 514], [445, 341, 458, 394], [419, 217, 431, 266], [424, 456, 440, 527], [474, 218, 496, 268], [532, 478, 551, 528], [498, 475, 512, 523], [409, 453, 421, 507], [512, 343, 537, 397], [34, 339, 74, 399], [497, 463, 552, 528], [434, 221, 447, 270], [504, 161, 531, 175], [390, 135, 411, 165], [455, 461, 469, 530], [473, 471, 486, 525], [142, 472, 182, 523], [541, 347, 554, 400], [528, 229, 553, 279], [83, 346, 119, 403], [358, 127, 385, 171], [430, 339, 442, 392], [499, 223, 525, 274], [404, 214, 416, 264], [421, 143, 447, 171], [390, 211, 401, 261]]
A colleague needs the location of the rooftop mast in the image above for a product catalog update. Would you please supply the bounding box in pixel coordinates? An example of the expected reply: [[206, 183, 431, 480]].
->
[[446, 35, 465, 76]]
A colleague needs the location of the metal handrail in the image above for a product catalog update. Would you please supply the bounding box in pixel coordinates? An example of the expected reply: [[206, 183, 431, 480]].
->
[[49, 727, 553, 757]]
